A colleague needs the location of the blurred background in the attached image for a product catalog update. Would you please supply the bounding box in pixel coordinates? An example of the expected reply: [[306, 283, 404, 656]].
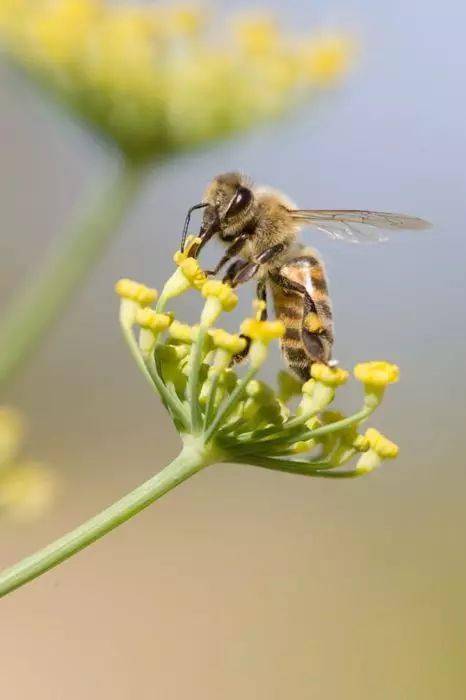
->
[[1, 0, 465, 698]]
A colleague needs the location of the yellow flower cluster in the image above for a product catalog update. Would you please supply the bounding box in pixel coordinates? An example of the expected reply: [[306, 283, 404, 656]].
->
[[116, 245, 400, 479], [0, 407, 56, 521], [0, 1, 354, 160]]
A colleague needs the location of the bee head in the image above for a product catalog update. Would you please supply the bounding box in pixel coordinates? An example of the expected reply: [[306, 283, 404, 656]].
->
[[203, 172, 254, 223], [181, 172, 254, 255]]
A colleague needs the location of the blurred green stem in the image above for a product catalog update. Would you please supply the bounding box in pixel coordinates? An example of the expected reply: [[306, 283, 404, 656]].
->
[[0, 157, 148, 389], [0, 441, 212, 598]]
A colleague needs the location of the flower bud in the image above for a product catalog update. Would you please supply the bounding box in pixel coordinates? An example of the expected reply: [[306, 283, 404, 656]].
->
[[311, 363, 349, 387]]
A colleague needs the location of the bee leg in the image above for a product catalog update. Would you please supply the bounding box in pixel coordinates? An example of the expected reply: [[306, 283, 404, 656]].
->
[[231, 281, 268, 365], [222, 259, 249, 285], [254, 243, 285, 265], [229, 261, 260, 287], [301, 291, 332, 365], [225, 244, 285, 287], [204, 233, 249, 276], [256, 279, 268, 320]]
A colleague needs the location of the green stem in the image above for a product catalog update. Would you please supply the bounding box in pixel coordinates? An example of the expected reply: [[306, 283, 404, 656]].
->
[[0, 157, 148, 389], [203, 372, 221, 430], [0, 442, 210, 599], [147, 353, 190, 429], [299, 406, 373, 442], [233, 455, 332, 476], [188, 325, 207, 434], [204, 365, 258, 444]]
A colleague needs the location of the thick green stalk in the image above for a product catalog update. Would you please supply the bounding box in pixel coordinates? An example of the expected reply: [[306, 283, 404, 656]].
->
[[0, 157, 148, 389], [0, 442, 210, 598]]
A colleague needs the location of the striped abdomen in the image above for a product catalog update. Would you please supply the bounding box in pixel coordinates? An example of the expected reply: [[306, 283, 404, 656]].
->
[[269, 248, 334, 380]]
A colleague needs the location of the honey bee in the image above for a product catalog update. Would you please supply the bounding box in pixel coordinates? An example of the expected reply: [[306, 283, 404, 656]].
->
[[181, 172, 430, 379]]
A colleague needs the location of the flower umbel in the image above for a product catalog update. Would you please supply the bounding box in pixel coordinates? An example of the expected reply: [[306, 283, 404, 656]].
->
[[0, 247, 399, 599], [116, 250, 400, 478], [0, 1, 354, 161]]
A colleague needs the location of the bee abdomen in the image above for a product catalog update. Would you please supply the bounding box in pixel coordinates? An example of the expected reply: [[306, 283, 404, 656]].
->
[[271, 286, 310, 379], [270, 248, 334, 379]]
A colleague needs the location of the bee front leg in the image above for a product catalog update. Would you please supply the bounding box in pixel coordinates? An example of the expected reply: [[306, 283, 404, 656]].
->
[[230, 261, 260, 287], [221, 259, 248, 285], [204, 233, 249, 277]]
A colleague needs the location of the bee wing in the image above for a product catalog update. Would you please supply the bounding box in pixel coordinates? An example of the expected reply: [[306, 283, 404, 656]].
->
[[290, 209, 431, 245]]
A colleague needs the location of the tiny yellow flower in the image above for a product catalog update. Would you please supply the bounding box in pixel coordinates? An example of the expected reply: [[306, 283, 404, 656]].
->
[[115, 278, 158, 306], [169, 6, 203, 36], [302, 35, 353, 85], [320, 411, 369, 450], [290, 439, 317, 454], [201, 280, 238, 313], [177, 258, 207, 290], [240, 318, 285, 344], [169, 320, 197, 344], [161, 255, 207, 302], [208, 329, 247, 355], [218, 368, 238, 392], [354, 361, 400, 388], [353, 434, 370, 452], [311, 363, 349, 387], [365, 428, 399, 459], [234, 14, 280, 55], [136, 308, 173, 333], [173, 236, 203, 265]]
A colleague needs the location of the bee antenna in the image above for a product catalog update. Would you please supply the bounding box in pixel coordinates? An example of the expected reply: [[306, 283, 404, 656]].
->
[[180, 203, 208, 252]]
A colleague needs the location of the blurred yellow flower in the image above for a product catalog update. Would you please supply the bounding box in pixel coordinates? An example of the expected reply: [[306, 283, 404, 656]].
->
[[0, 407, 56, 521], [0, 406, 23, 466], [0, 462, 56, 522], [301, 35, 355, 85], [0, 1, 355, 161], [234, 14, 280, 56]]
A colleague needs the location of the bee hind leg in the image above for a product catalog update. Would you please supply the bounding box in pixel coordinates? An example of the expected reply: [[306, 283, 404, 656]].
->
[[231, 280, 268, 366], [301, 291, 333, 366]]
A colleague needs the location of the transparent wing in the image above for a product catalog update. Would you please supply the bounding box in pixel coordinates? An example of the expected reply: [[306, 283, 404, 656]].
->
[[290, 209, 431, 245]]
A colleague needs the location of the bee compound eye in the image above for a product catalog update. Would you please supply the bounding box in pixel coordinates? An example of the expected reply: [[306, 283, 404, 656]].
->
[[227, 187, 253, 217]]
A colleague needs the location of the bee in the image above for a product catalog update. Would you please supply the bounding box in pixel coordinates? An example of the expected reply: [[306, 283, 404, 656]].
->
[[181, 172, 430, 380]]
